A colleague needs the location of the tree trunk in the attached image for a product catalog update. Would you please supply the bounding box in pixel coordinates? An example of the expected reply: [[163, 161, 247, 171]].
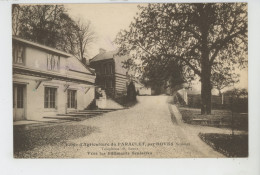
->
[[201, 72, 212, 114], [199, 7, 211, 115], [201, 52, 212, 114]]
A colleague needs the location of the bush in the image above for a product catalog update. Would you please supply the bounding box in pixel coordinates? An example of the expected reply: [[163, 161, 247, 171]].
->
[[127, 81, 137, 102]]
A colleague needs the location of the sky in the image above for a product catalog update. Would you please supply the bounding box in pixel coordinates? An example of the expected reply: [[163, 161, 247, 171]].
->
[[65, 4, 139, 59], [65, 3, 248, 90]]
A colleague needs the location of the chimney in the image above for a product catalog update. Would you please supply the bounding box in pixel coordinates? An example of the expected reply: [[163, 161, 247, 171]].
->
[[99, 48, 106, 54]]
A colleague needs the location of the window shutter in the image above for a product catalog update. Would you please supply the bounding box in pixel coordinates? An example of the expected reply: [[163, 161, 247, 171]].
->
[[67, 90, 70, 108], [75, 91, 77, 109]]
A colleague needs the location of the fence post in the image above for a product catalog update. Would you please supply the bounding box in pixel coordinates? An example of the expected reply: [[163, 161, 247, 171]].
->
[[231, 96, 234, 136]]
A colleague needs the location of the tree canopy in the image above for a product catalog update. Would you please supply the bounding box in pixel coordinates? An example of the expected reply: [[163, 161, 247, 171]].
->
[[115, 3, 248, 114], [12, 4, 95, 62]]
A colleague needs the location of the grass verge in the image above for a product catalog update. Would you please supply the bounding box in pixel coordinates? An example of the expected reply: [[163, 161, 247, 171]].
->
[[178, 107, 248, 131]]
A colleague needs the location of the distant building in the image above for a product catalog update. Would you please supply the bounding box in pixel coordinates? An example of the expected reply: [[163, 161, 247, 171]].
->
[[13, 37, 96, 121], [89, 49, 130, 98]]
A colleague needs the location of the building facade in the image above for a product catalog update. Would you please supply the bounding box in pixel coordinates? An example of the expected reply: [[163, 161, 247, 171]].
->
[[13, 37, 96, 121], [89, 49, 130, 98]]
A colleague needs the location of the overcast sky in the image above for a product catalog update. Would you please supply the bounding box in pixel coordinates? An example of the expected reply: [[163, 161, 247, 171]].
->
[[65, 4, 139, 59]]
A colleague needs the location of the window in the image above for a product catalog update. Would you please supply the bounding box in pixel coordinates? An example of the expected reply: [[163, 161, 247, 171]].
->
[[47, 54, 60, 71], [17, 86, 24, 108], [104, 64, 107, 74], [13, 44, 25, 64], [13, 85, 24, 108], [44, 87, 57, 108], [96, 66, 100, 75], [107, 64, 110, 74], [109, 80, 113, 88], [110, 64, 113, 74], [67, 90, 77, 109]]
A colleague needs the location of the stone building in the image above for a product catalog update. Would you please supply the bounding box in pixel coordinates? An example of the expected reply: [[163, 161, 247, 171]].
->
[[13, 36, 96, 121]]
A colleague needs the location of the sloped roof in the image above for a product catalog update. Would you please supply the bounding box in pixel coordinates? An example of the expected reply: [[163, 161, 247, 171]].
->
[[13, 36, 95, 76], [90, 50, 118, 62], [13, 36, 71, 57], [67, 56, 95, 75]]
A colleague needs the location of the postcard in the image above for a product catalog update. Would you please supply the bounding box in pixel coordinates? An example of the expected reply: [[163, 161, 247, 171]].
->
[[11, 2, 249, 159]]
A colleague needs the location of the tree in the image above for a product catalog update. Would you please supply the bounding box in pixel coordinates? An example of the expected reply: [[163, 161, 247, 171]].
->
[[13, 5, 68, 48], [12, 4, 95, 64], [224, 88, 248, 98], [211, 71, 239, 95], [140, 59, 186, 95], [115, 3, 247, 114], [12, 4, 22, 36], [56, 12, 78, 55], [224, 88, 248, 113], [74, 19, 95, 61]]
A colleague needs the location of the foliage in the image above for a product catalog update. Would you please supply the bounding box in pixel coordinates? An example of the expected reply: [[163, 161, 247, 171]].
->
[[224, 88, 248, 98], [211, 72, 239, 95], [13, 5, 67, 48], [115, 3, 248, 114], [224, 88, 248, 112], [12, 4, 95, 62]]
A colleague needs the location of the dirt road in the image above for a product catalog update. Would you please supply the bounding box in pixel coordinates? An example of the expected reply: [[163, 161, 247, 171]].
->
[[14, 96, 226, 158]]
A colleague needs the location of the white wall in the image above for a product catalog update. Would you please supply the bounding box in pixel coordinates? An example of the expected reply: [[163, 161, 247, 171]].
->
[[13, 41, 96, 121], [22, 45, 94, 78], [137, 87, 151, 95], [13, 74, 95, 121], [25, 47, 67, 74]]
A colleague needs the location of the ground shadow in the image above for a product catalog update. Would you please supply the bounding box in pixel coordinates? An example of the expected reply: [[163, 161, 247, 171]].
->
[[13, 124, 99, 154]]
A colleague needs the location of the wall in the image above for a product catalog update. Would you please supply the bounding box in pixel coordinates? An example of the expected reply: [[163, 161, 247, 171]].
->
[[15, 42, 94, 82], [25, 46, 67, 74], [13, 39, 96, 121], [114, 55, 128, 75], [90, 59, 116, 96], [136, 87, 151, 96], [13, 74, 95, 121], [115, 73, 128, 97], [114, 55, 130, 97]]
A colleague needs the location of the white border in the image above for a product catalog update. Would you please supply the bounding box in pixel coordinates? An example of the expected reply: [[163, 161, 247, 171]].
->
[[0, 1, 259, 175]]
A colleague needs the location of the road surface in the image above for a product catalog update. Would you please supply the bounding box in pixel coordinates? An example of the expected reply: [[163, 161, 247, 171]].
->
[[14, 96, 226, 158]]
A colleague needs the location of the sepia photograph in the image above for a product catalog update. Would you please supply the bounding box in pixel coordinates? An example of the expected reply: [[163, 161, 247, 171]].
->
[[11, 2, 249, 159]]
